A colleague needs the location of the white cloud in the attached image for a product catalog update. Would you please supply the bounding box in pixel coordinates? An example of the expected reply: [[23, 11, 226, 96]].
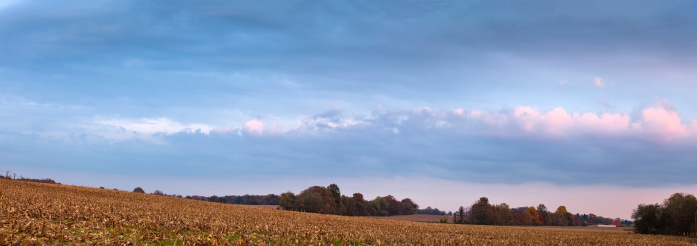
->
[[97, 118, 214, 135], [92, 117, 216, 143]]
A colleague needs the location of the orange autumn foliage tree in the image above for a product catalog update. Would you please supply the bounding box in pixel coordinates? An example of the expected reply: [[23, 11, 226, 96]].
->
[[527, 207, 541, 226]]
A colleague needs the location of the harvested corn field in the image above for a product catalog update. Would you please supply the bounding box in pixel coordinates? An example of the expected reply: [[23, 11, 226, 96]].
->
[[1, 179, 694, 245]]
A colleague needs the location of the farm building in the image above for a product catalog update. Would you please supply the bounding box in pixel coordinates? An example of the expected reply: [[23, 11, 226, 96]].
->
[[612, 219, 622, 227]]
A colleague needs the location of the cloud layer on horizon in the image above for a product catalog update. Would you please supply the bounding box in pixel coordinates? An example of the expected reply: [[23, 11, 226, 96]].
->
[[3, 99, 697, 187], [79, 99, 697, 143]]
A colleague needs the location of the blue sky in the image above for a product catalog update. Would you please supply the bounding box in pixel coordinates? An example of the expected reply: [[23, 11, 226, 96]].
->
[[2, 0, 697, 219]]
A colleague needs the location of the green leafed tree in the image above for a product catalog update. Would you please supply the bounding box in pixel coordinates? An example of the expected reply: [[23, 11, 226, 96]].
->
[[279, 192, 296, 210], [660, 193, 697, 235], [327, 183, 341, 205], [400, 198, 419, 215], [295, 186, 335, 214], [632, 203, 662, 234], [371, 196, 389, 216]]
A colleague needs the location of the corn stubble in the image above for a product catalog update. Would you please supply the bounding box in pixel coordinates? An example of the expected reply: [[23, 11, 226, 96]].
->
[[1, 179, 694, 245]]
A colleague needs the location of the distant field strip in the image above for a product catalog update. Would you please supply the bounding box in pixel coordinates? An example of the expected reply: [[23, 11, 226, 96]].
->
[[1, 179, 695, 245]]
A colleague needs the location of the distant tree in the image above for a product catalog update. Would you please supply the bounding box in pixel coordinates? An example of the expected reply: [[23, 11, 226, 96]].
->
[[417, 206, 446, 215], [660, 193, 697, 235], [279, 192, 296, 210], [588, 213, 599, 225], [555, 206, 571, 226], [527, 207, 541, 226], [371, 196, 389, 216], [339, 195, 354, 216], [133, 187, 145, 193], [572, 214, 583, 226], [490, 205, 502, 225], [153, 190, 164, 196], [454, 206, 466, 224], [400, 198, 419, 215], [383, 195, 401, 215], [511, 207, 530, 225], [633, 203, 661, 234], [352, 193, 369, 216], [263, 194, 280, 205], [500, 203, 512, 225], [295, 186, 335, 214], [327, 184, 341, 207], [537, 204, 550, 225], [471, 197, 492, 225], [208, 195, 225, 203]]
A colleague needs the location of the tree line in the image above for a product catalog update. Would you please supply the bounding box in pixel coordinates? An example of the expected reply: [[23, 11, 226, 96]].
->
[[188, 194, 280, 205], [134, 183, 419, 217], [130, 184, 633, 227], [278, 184, 419, 216], [2, 170, 60, 184], [416, 206, 449, 215], [452, 197, 623, 226], [133, 186, 280, 205], [632, 193, 697, 236]]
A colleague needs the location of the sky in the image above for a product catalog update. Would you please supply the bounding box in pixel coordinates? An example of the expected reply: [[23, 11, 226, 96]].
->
[[1, 0, 697, 220]]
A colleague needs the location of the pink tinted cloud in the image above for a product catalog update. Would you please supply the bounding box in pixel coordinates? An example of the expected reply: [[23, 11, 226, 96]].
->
[[243, 119, 264, 135], [511, 106, 572, 135], [637, 106, 688, 140], [242, 119, 285, 136], [236, 100, 695, 143], [513, 106, 541, 132], [594, 77, 605, 88], [545, 107, 572, 134], [451, 102, 685, 140], [466, 102, 692, 140]]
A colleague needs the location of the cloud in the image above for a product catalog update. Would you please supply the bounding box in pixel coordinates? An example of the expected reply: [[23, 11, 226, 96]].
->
[[5, 100, 697, 188], [634, 100, 689, 141], [243, 119, 264, 135], [594, 77, 605, 88], [93, 118, 215, 143], [98, 118, 214, 135], [46, 99, 697, 146]]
